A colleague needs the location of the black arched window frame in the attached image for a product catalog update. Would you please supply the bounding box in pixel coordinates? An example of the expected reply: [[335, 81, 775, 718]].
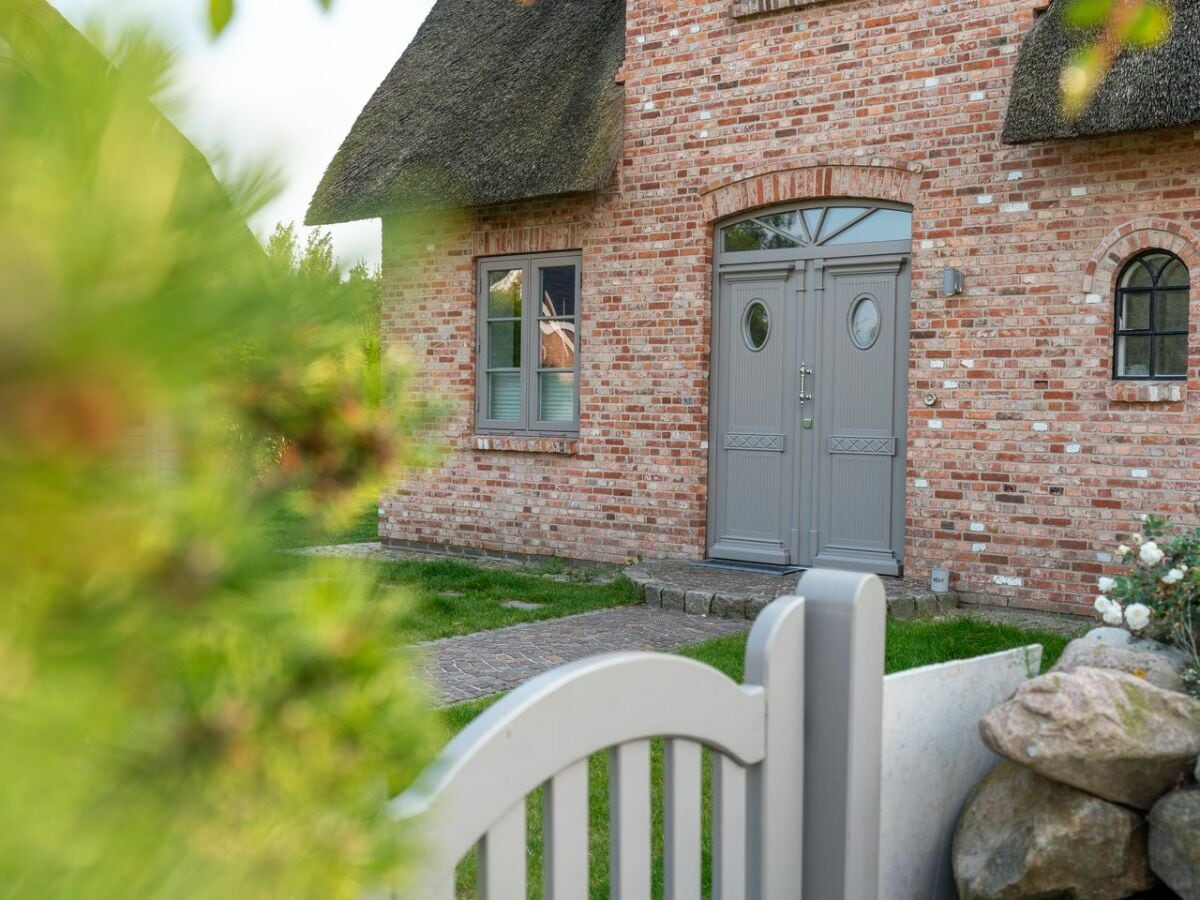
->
[[1113, 251, 1189, 381]]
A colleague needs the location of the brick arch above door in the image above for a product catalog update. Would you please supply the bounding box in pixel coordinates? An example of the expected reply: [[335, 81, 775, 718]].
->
[[700, 158, 927, 223]]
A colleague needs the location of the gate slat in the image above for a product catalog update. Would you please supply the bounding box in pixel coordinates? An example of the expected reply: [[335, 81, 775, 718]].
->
[[712, 753, 746, 900], [544, 759, 589, 900], [663, 739, 702, 900], [609, 740, 651, 900], [478, 802, 527, 900]]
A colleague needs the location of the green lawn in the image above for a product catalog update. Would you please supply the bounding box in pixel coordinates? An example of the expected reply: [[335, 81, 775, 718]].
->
[[268, 500, 381, 548], [380, 559, 640, 643], [437, 617, 1071, 897]]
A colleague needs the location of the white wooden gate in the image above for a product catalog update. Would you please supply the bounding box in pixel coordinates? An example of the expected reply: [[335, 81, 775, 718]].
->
[[394, 570, 888, 899]]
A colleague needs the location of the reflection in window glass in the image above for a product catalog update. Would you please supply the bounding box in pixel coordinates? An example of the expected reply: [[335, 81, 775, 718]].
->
[[743, 301, 770, 351], [722, 220, 800, 252], [488, 322, 521, 369], [540, 266, 576, 317], [850, 297, 881, 350], [825, 208, 913, 245], [540, 321, 577, 368], [488, 269, 522, 317]]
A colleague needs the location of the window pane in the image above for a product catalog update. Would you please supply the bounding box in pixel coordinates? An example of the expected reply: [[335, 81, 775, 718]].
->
[[488, 372, 522, 420], [1115, 335, 1151, 378], [488, 322, 521, 368], [488, 269, 523, 317], [539, 372, 576, 422], [540, 319, 576, 368], [1121, 260, 1155, 290], [1117, 292, 1150, 331], [540, 266, 576, 318], [824, 209, 913, 245], [743, 300, 770, 351], [1156, 292, 1189, 332], [816, 207, 869, 242], [1156, 334, 1188, 377], [1161, 257, 1189, 288], [759, 212, 806, 241], [722, 220, 799, 252], [802, 208, 824, 241]]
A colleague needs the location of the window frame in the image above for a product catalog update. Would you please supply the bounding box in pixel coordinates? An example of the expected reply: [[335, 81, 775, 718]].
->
[[476, 251, 582, 435], [1112, 250, 1190, 382]]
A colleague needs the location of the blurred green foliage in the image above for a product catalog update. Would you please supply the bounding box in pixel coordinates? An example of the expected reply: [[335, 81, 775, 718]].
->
[[0, 4, 442, 897], [1061, 0, 1173, 117]]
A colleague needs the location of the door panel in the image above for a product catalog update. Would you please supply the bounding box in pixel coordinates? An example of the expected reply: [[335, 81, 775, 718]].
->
[[812, 259, 909, 574], [709, 270, 796, 565]]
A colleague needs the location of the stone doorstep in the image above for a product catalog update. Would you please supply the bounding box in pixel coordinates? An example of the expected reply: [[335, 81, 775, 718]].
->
[[625, 563, 956, 622]]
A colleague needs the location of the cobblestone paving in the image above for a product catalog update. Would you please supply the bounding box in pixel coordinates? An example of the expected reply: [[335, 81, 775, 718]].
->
[[420, 606, 750, 705], [627, 559, 948, 620]]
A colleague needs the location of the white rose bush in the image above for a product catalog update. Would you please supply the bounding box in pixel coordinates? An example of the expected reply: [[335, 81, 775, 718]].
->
[[1102, 516, 1200, 693]]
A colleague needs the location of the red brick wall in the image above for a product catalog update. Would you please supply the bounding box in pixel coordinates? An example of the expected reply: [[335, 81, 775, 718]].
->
[[381, 0, 1200, 613]]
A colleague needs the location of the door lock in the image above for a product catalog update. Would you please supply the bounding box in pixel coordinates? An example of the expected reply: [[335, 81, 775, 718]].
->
[[799, 363, 813, 404]]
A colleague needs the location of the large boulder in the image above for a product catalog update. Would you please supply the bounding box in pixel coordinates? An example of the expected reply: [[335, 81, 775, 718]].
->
[[1052, 628, 1188, 694], [954, 760, 1154, 900], [1149, 788, 1200, 899], [980, 666, 1200, 809]]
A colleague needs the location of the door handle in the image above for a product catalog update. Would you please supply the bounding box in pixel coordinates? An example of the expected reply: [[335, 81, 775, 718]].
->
[[799, 363, 813, 404]]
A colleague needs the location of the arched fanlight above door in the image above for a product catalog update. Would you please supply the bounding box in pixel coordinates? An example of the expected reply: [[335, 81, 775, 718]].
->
[[722, 204, 913, 253]]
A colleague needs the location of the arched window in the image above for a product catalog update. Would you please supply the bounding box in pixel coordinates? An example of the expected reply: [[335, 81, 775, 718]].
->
[[1114, 251, 1190, 380]]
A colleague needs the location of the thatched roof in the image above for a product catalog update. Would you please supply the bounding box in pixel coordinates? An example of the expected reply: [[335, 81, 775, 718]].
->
[[307, 0, 626, 225], [1004, 0, 1200, 143]]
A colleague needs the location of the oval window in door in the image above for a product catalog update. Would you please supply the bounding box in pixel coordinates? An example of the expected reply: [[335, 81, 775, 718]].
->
[[850, 296, 881, 350], [743, 300, 771, 351]]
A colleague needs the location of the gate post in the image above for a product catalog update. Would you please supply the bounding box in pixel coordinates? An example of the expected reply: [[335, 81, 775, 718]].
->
[[744, 594, 806, 900], [798, 569, 886, 900]]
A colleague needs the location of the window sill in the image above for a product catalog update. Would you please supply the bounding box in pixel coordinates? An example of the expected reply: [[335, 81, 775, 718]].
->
[[1106, 381, 1187, 404], [732, 0, 818, 18], [464, 435, 579, 455]]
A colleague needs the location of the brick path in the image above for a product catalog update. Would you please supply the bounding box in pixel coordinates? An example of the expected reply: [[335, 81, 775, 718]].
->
[[419, 606, 749, 704]]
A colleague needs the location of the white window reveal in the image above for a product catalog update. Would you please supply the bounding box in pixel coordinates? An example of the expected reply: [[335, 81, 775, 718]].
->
[[477, 252, 581, 435]]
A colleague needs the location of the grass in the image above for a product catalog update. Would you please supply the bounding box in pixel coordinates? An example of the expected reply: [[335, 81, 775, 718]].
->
[[437, 617, 1072, 897], [272, 501, 638, 643], [380, 559, 640, 643], [268, 500, 380, 548]]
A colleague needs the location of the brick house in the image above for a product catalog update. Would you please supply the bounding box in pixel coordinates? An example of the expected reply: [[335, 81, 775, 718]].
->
[[308, 0, 1200, 615]]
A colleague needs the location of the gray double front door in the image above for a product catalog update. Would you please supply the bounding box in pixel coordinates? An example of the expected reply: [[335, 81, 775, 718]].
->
[[707, 203, 913, 575]]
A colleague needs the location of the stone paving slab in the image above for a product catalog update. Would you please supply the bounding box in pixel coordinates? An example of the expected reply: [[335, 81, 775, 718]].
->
[[419, 606, 750, 705], [626, 559, 953, 620]]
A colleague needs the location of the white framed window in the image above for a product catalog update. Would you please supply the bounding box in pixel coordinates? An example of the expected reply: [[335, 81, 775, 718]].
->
[[477, 252, 581, 434]]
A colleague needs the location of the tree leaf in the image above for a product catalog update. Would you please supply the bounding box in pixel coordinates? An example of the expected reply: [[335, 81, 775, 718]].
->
[[316, 0, 334, 10], [1065, 0, 1114, 29], [209, 0, 235, 37], [1122, 1, 1172, 49]]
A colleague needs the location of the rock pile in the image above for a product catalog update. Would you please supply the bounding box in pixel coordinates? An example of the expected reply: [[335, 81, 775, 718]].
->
[[954, 629, 1200, 900]]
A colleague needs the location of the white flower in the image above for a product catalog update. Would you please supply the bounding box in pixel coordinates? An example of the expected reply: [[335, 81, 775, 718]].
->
[[1103, 602, 1125, 626], [1117, 545, 1132, 558], [1125, 603, 1152, 631], [1098, 577, 1116, 594], [1140, 513, 1149, 522], [1162, 568, 1185, 585], [1182, 565, 1190, 573], [1139, 541, 1165, 567], [1132, 533, 1144, 545], [1094, 595, 1114, 615]]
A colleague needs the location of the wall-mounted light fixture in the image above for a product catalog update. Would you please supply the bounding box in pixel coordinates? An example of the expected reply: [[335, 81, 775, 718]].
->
[[942, 268, 965, 297]]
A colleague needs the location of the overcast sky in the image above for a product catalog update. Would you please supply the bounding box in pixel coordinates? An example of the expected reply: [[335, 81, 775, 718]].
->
[[52, 0, 437, 269]]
